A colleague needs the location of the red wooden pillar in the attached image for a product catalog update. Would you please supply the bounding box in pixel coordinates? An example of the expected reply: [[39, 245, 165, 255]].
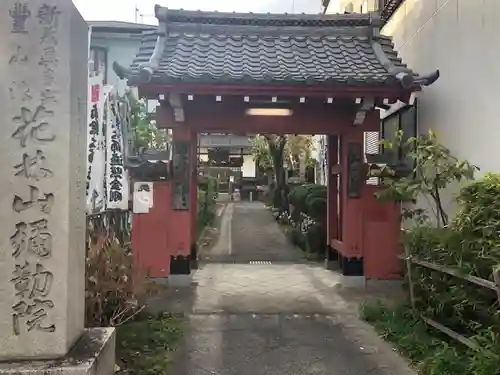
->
[[170, 126, 197, 276], [132, 182, 171, 278], [339, 130, 364, 275], [190, 131, 199, 267], [362, 186, 402, 279], [326, 135, 339, 263]]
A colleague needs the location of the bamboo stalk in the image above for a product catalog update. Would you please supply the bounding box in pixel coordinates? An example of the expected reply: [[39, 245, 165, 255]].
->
[[402, 248, 416, 310], [493, 265, 500, 303], [397, 255, 497, 291], [422, 317, 480, 351]]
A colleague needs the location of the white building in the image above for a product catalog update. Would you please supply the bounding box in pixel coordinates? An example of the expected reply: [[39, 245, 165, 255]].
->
[[323, 0, 500, 174], [384, 2, 500, 176], [88, 21, 156, 96], [322, 0, 499, 214]]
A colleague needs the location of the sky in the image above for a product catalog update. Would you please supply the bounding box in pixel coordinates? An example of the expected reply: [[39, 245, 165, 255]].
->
[[73, 0, 336, 24]]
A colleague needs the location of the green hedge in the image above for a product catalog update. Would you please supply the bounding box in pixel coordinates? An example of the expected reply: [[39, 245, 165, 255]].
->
[[197, 177, 218, 236], [402, 173, 500, 361], [289, 184, 327, 222], [287, 184, 327, 255]]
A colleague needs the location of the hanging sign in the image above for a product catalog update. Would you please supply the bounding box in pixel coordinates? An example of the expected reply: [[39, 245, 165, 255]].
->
[[105, 89, 130, 210], [86, 75, 106, 213]]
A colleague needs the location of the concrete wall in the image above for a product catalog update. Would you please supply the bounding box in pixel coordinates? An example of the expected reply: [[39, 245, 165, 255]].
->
[[325, 0, 379, 13], [383, 1, 500, 174], [383, 0, 500, 215]]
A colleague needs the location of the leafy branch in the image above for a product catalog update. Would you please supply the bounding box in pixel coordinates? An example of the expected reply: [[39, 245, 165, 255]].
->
[[126, 92, 169, 150], [369, 129, 478, 227]]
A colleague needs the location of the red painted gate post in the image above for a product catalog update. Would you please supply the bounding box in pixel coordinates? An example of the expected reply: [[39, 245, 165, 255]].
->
[[326, 135, 339, 265], [339, 130, 364, 276], [132, 182, 172, 279], [168, 126, 197, 284]]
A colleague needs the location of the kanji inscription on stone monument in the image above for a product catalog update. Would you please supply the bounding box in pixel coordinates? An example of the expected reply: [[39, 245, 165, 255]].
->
[[0, 0, 88, 361]]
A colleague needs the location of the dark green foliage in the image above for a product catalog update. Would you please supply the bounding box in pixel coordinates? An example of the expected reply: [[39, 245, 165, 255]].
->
[[286, 184, 327, 255], [370, 129, 477, 226], [304, 222, 326, 254], [287, 226, 306, 250], [289, 184, 326, 221], [365, 130, 500, 374], [305, 196, 327, 222], [360, 302, 500, 375], [116, 313, 184, 375], [197, 177, 219, 236], [453, 173, 500, 277], [391, 174, 500, 373], [402, 175, 500, 339]]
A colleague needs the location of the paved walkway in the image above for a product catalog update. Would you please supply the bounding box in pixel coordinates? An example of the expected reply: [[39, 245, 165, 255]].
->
[[155, 201, 415, 375], [200, 201, 304, 263]]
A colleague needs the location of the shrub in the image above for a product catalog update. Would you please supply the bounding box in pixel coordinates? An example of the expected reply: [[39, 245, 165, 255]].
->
[[401, 173, 500, 356], [305, 196, 327, 222], [286, 184, 327, 254], [85, 239, 158, 327], [361, 301, 500, 375], [287, 226, 306, 250], [207, 176, 219, 198], [453, 173, 500, 277], [304, 222, 326, 255], [197, 185, 217, 235]]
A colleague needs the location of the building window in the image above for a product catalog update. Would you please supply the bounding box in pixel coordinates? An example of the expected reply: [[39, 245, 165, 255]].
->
[[89, 46, 107, 83], [381, 101, 418, 166]]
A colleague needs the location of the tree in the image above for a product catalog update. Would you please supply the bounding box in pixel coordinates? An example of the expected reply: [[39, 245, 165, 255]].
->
[[251, 134, 314, 211], [127, 93, 169, 150], [250, 136, 274, 175], [285, 135, 313, 170], [265, 135, 289, 210], [369, 129, 478, 227]]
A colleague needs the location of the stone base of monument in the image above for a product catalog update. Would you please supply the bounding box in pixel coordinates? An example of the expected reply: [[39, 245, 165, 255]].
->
[[0, 328, 116, 375]]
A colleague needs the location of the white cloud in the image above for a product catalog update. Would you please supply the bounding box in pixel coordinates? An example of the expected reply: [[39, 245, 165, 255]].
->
[[73, 0, 322, 23]]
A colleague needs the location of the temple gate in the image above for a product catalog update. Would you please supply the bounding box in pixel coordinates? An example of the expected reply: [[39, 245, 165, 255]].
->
[[116, 8, 439, 281]]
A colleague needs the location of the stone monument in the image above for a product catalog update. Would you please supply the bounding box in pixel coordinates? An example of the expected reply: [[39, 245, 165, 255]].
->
[[0, 0, 115, 373]]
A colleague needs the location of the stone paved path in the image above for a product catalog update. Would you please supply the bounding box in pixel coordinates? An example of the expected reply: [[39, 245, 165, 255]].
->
[[161, 201, 415, 375]]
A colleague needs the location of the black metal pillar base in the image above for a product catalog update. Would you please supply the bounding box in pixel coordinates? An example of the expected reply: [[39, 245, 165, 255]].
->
[[326, 245, 338, 261], [338, 254, 364, 276], [190, 243, 199, 270], [170, 255, 191, 275]]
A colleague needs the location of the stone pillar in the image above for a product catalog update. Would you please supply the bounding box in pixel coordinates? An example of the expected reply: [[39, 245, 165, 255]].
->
[[0, 0, 115, 373]]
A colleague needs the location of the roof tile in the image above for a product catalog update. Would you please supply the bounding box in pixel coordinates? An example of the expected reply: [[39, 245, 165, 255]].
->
[[127, 9, 412, 87]]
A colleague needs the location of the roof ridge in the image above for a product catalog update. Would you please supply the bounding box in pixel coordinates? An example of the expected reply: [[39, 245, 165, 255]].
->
[[154, 6, 382, 29]]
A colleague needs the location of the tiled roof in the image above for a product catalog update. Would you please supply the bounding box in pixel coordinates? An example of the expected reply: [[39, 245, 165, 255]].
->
[[120, 8, 436, 88]]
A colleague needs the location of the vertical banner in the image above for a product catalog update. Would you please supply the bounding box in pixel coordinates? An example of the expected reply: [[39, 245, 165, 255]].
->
[[105, 89, 130, 210], [86, 75, 106, 213]]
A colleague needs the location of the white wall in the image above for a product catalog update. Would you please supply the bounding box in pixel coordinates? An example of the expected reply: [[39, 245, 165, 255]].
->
[[383, 1, 500, 174], [242, 155, 256, 178], [326, 0, 378, 13], [91, 33, 143, 96], [383, 0, 500, 217]]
